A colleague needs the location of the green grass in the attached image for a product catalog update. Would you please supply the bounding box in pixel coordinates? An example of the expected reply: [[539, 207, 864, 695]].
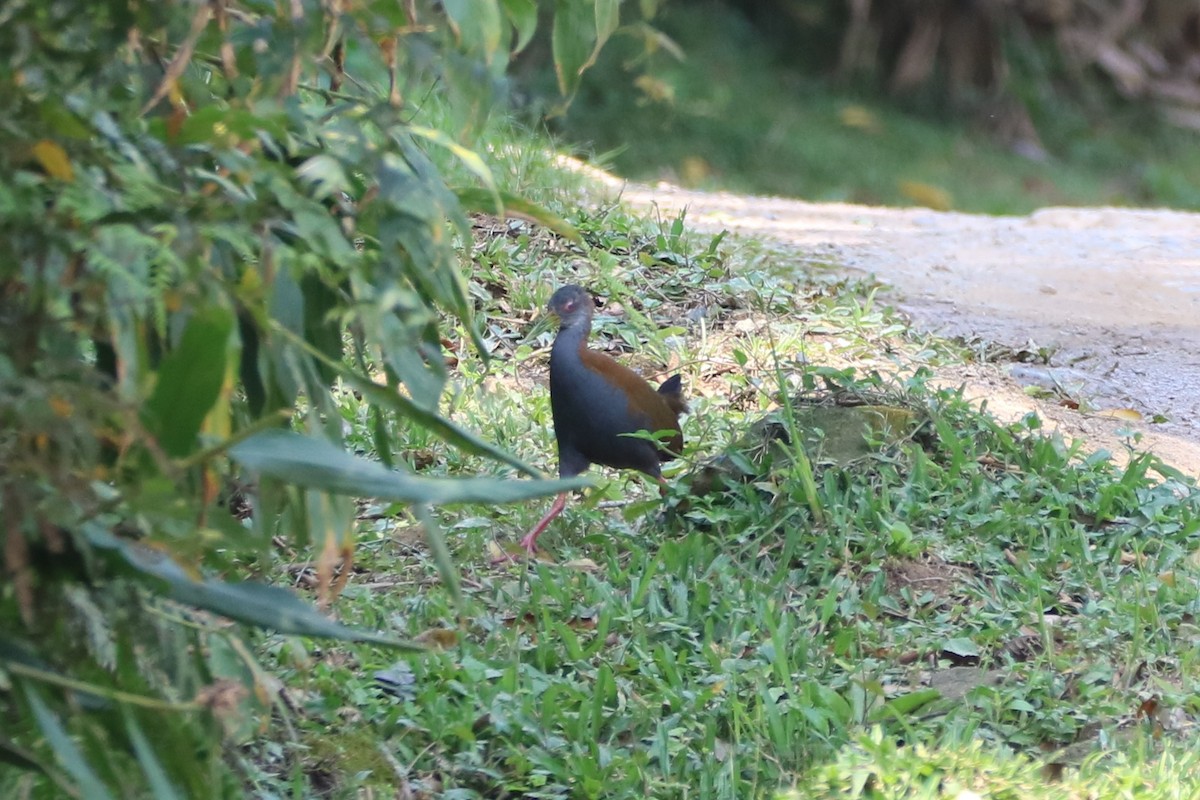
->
[[551, 1, 1200, 215], [238, 184, 1200, 797]]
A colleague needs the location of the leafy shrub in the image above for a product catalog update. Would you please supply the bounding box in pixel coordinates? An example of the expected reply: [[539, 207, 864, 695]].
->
[[0, 0, 645, 794]]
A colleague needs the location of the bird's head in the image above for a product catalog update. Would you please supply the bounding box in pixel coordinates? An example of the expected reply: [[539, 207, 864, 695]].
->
[[547, 284, 595, 329]]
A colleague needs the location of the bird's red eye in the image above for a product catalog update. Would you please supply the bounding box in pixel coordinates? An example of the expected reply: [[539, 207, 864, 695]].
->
[[563, 301, 575, 312]]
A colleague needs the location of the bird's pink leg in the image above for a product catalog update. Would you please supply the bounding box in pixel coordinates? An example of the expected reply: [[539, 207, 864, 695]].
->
[[519, 492, 567, 554]]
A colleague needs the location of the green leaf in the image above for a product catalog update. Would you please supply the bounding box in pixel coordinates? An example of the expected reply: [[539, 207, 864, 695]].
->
[[0, 636, 108, 711], [442, 0, 504, 66], [942, 637, 980, 658], [230, 429, 586, 504], [383, 332, 445, 410], [84, 525, 417, 649], [869, 688, 941, 722], [551, 0, 597, 98], [588, 0, 620, 71], [176, 106, 288, 146], [300, 272, 344, 387], [454, 187, 582, 243], [0, 737, 45, 772], [413, 503, 461, 608], [407, 125, 501, 213], [271, 321, 542, 476], [295, 154, 350, 200], [143, 305, 235, 458], [122, 709, 183, 800], [500, 0, 539, 54], [22, 684, 116, 800], [38, 98, 91, 139]]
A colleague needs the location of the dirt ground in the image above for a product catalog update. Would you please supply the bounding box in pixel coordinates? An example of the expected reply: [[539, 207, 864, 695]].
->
[[575, 164, 1200, 477]]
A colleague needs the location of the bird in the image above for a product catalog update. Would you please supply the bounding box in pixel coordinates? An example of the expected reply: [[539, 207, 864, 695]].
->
[[520, 284, 687, 554]]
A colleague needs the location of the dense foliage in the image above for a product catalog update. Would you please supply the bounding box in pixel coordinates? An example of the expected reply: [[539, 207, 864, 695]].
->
[[0, 0, 644, 794]]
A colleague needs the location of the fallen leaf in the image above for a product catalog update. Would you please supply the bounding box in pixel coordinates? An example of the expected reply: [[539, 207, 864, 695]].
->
[[563, 558, 600, 572], [839, 104, 882, 134], [1095, 408, 1143, 421], [566, 616, 597, 630], [48, 396, 73, 418], [414, 627, 458, 649], [487, 540, 555, 564], [941, 637, 980, 660], [634, 74, 674, 104], [899, 180, 952, 211], [680, 156, 710, 186], [194, 679, 248, 715]]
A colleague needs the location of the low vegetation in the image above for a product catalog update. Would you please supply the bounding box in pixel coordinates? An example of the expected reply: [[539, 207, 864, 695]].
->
[[243, 171, 1200, 796]]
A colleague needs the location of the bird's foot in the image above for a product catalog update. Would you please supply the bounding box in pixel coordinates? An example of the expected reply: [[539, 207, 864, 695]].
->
[[518, 533, 540, 557], [487, 537, 541, 565]]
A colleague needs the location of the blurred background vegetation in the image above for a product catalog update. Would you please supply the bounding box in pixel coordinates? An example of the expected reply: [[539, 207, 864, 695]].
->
[[540, 0, 1200, 213]]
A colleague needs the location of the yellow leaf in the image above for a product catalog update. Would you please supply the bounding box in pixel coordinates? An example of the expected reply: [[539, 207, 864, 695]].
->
[[48, 396, 73, 418], [634, 74, 675, 104], [163, 289, 184, 313], [899, 180, 952, 211], [414, 627, 459, 650], [1094, 408, 1143, 422], [239, 268, 263, 294], [487, 540, 533, 564], [32, 140, 74, 181], [680, 156, 710, 186], [839, 104, 882, 134], [563, 558, 600, 573]]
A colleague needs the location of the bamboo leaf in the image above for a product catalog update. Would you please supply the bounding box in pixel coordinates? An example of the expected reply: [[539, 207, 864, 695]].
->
[[413, 503, 460, 608], [0, 737, 46, 772], [551, 0, 596, 98], [23, 685, 116, 800], [500, 0, 539, 54], [587, 0, 620, 72], [272, 322, 544, 477], [442, 0, 504, 66], [230, 429, 585, 504], [84, 525, 420, 649], [408, 125, 501, 213], [144, 305, 235, 457], [122, 709, 184, 800], [454, 187, 582, 242]]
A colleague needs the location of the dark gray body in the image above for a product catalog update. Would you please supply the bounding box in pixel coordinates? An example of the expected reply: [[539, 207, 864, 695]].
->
[[549, 322, 666, 479]]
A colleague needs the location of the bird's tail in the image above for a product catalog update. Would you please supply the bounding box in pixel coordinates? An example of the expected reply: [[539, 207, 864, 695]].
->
[[657, 374, 689, 416]]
